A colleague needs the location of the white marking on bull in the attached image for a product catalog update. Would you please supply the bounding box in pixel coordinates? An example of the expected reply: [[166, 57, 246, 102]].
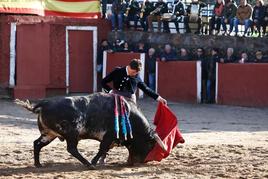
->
[[75, 116, 86, 135], [41, 135, 55, 143]]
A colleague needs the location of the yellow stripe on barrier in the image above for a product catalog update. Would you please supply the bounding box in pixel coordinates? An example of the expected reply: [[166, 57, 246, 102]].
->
[[44, 0, 100, 13]]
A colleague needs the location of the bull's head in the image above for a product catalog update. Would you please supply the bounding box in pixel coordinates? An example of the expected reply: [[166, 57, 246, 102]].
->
[[126, 132, 167, 165]]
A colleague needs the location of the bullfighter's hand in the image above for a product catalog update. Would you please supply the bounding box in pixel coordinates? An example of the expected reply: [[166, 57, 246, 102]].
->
[[157, 96, 167, 105]]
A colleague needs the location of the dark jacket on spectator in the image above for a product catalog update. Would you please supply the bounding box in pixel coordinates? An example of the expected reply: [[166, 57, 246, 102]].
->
[[160, 50, 177, 61], [112, 0, 127, 14], [207, 54, 220, 81], [146, 54, 157, 74], [223, 54, 237, 63], [174, 1, 186, 16], [152, 1, 168, 16], [252, 5, 266, 21], [223, 2, 237, 19]]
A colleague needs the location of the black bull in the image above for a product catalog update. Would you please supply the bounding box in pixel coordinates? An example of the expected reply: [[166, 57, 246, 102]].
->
[[15, 92, 166, 169]]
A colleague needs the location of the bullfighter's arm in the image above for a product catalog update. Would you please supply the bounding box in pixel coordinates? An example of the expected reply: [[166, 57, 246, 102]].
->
[[101, 68, 117, 93], [136, 76, 159, 100]]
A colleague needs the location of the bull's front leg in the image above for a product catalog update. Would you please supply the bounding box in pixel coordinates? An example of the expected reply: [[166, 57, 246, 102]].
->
[[66, 138, 95, 170]]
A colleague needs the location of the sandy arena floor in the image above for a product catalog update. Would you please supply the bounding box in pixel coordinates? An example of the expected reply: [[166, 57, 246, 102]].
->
[[0, 98, 267, 178]]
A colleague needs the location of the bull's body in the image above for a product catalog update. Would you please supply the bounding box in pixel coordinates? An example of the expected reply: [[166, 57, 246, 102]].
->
[[16, 92, 163, 169]]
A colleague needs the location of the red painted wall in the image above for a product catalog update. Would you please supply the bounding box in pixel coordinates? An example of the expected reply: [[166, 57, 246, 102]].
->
[[0, 15, 111, 99], [217, 63, 268, 107], [157, 61, 197, 103], [105, 52, 141, 74]]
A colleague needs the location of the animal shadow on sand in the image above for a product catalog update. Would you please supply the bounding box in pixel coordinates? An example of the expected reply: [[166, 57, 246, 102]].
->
[[0, 162, 149, 176]]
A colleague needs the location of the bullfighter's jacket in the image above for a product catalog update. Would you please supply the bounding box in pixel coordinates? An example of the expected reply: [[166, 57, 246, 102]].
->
[[102, 66, 159, 100]]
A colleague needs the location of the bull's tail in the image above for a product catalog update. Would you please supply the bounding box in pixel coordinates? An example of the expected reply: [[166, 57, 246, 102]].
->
[[14, 99, 40, 113]]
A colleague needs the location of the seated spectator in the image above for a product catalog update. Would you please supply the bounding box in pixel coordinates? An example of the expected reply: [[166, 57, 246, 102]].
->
[[125, 0, 140, 30], [162, 0, 186, 33], [177, 48, 190, 60], [220, 47, 237, 63], [160, 44, 177, 61], [253, 50, 268, 63], [112, 39, 125, 52], [146, 48, 157, 90], [147, 0, 168, 32], [251, 0, 266, 37], [120, 41, 132, 52], [209, 0, 225, 35], [133, 41, 147, 53], [222, 0, 237, 35], [140, 0, 154, 32], [232, 0, 253, 37], [111, 0, 127, 31], [184, 0, 206, 34], [238, 51, 250, 63]]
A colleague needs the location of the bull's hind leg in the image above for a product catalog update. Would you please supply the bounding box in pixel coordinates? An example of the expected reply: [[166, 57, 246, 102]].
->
[[34, 134, 56, 167], [91, 133, 113, 166], [66, 138, 95, 170]]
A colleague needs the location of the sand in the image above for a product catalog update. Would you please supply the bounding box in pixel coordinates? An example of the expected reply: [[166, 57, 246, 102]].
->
[[0, 98, 267, 178]]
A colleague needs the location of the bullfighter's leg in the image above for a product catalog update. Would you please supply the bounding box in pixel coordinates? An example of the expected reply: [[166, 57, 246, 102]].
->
[[34, 134, 56, 167], [91, 134, 113, 165], [66, 138, 95, 169]]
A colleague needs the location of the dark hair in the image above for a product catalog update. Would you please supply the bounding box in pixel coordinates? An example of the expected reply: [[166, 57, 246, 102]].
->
[[129, 59, 142, 72]]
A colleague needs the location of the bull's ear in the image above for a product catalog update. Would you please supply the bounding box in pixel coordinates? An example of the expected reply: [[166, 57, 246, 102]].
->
[[153, 133, 167, 152]]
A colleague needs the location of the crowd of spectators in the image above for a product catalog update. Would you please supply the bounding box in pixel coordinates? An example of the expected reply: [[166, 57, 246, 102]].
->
[[97, 39, 268, 103], [102, 0, 268, 37]]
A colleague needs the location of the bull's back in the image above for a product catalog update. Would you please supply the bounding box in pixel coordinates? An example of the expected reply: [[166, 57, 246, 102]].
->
[[36, 93, 115, 139]]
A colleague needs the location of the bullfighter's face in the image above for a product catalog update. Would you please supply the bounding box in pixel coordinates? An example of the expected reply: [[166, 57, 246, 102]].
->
[[128, 67, 140, 77]]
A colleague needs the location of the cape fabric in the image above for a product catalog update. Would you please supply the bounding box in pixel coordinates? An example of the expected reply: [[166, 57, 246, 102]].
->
[[145, 102, 185, 162]]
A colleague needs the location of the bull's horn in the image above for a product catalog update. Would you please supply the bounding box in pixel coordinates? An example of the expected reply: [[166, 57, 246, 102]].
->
[[153, 133, 167, 152]]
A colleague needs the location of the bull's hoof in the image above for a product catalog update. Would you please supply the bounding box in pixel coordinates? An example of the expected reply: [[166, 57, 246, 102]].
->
[[34, 163, 43, 168]]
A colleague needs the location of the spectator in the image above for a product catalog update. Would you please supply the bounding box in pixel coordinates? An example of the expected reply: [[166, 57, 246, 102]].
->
[[160, 44, 177, 61], [163, 0, 186, 33], [177, 48, 190, 60], [146, 48, 157, 90], [184, 0, 206, 34], [233, 0, 253, 37], [253, 50, 268, 63], [222, 0, 237, 35], [195, 48, 208, 103], [139, 0, 154, 32], [134, 41, 147, 53], [111, 0, 127, 31], [251, 0, 266, 37], [209, 0, 225, 35], [112, 39, 125, 52], [206, 48, 221, 103], [125, 0, 140, 30], [263, 4, 268, 36], [220, 47, 237, 63], [101, 0, 107, 19], [97, 39, 113, 90], [120, 41, 132, 52], [147, 0, 168, 32], [238, 51, 250, 63]]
